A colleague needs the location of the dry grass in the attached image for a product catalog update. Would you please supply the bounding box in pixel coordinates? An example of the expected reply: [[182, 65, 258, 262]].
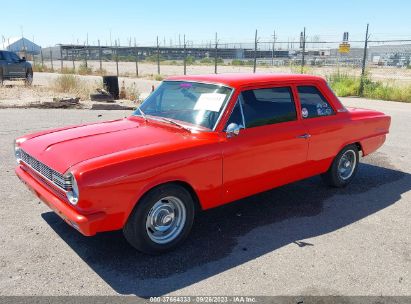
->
[[51, 74, 98, 100], [124, 82, 141, 101]]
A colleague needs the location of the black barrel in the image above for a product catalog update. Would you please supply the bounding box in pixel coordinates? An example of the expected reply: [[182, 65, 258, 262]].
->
[[103, 76, 119, 99]]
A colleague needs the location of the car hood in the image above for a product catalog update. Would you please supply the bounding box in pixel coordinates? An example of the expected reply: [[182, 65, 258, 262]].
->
[[19, 117, 192, 173]]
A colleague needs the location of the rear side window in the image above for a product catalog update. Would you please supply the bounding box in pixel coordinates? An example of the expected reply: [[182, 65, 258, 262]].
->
[[0, 52, 4, 60], [241, 87, 297, 128], [298, 86, 335, 119]]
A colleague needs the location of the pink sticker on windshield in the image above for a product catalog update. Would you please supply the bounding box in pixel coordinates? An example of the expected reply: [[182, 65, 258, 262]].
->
[[180, 83, 192, 88]]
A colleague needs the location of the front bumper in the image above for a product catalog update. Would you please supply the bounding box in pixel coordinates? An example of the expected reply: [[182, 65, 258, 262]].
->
[[15, 166, 105, 236]]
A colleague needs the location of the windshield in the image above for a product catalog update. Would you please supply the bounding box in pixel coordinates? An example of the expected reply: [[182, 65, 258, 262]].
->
[[134, 81, 233, 130]]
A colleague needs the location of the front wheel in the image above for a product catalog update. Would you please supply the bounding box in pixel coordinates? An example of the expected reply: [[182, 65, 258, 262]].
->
[[123, 184, 195, 255], [321, 144, 359, 188]]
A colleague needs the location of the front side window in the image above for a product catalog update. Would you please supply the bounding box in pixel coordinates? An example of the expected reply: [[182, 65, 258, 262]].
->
[[136, 81, 232, 130], [238, 86, 297, 128], [298, 86, 335, 119], [8, 52, 20, 62]]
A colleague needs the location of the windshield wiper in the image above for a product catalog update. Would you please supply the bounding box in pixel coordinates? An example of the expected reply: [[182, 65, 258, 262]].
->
[[136, 106, 148, 122], [160, 118, 191, 133]]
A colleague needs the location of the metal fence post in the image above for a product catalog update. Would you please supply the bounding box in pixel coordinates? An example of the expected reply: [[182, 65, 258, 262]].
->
[[84, 43, 88, 68], [157, 36, 160, 75], [72, 45, 75, 70], [253, 29, 257, 73], [301, 27, 306, 74], [359, 23, 370, 96], [98, 40, 102, 71], [271, 30, 276, 66], [134, 38, 139, 77], [183, 34, 187, 75], [60, 45, 63, 71], [40, 47, 44, 69], [115, 41, 119, 77], [49, 48, 53, 71], [214, 32, 218, 74]]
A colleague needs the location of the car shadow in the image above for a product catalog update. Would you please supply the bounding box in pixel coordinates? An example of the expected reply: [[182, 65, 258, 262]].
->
[[42, 153, 411, 297]]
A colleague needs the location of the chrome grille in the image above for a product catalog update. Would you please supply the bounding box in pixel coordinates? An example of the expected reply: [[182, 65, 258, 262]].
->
[[20, 150, 70, 191]]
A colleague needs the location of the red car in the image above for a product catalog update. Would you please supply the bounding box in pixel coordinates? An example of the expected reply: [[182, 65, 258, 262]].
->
[[15, 73, 390, 254]]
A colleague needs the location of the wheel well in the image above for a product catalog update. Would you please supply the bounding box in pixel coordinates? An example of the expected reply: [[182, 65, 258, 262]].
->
[[139, 181, 203, 213], [354, 142, 363, 155]]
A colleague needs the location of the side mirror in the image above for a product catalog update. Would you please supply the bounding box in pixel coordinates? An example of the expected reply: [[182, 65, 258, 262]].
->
[[226, 123, 244, 138]]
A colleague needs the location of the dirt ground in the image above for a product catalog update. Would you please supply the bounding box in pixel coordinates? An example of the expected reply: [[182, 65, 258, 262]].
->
[[0, 72, 160, 109], [46, 60, 411, 84], [1, 64, 410, 110]]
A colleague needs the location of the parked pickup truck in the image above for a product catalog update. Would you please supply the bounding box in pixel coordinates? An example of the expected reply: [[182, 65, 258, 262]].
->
[[0, 50, 33, 85], [15, 73, 391, 254]]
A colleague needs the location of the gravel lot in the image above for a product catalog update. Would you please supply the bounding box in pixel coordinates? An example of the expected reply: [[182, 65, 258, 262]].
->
[[0, 98, 409, 297]]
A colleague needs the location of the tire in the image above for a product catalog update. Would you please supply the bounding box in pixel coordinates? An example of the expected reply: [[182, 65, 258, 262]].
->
[[24, 69, 33, 86], [321, 144, 359, 188], [0, 68, 3, 86], [90, 93, 114, 102], [123, 184, 195, 255]]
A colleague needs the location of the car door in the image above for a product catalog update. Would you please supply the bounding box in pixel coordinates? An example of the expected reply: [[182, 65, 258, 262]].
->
[[4, 52, 25, 77], [221, 84, 309, 203], [296, 84, 346, 173]]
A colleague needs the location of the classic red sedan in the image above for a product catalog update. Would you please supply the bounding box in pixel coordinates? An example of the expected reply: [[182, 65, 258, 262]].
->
[[15, 73, 391, 254]]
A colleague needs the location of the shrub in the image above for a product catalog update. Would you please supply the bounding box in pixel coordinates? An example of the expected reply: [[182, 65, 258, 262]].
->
[[185, 56, 196, 65], [154, 74, 164, 81], [52, 74, 97, 100], [145, 55, 165, 62], [200, 57, 213, 64], [60, 67, 75, 74], [78, 62, 93, 75], [327, 71, 411, 102]]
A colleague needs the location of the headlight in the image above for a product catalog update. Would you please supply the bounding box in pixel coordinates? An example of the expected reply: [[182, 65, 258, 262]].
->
[[65, 172, 79, 205], [14, 141, 22, 164]]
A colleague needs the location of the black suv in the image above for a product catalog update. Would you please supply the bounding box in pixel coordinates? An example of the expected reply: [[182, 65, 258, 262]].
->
[[0, 50, 33, 85]]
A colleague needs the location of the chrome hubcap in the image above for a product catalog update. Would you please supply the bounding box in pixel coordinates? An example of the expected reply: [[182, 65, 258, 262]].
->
[[338, 150, 357, 180], [145, 196, 186, 244]]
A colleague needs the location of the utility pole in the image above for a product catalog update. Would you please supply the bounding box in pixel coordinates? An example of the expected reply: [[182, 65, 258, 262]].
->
[[157, 36, 160, 75], [359, 23, 370, 96], [214, 32, 218, 74], [271, 30, 276, 66], [301, 27, 306, 74], [183, 34, 187, 75], [253, 29, 258, 73]]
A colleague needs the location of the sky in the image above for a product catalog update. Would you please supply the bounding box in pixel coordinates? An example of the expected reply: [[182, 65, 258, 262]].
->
[[1, 0, 410, 47]]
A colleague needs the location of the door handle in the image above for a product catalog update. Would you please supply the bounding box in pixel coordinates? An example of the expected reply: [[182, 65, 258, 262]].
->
[[297, 133, 311, 139]]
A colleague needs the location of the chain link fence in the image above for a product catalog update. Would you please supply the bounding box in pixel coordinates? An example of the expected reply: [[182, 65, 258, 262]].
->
[[32, 29, 411, 98]]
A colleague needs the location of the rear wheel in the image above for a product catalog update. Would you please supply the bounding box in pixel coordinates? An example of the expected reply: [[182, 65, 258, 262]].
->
[[0, 68, 3, 86], [123, 184, 195, 255], [321, 144, 359, 187], [24, 69, 33, 86]]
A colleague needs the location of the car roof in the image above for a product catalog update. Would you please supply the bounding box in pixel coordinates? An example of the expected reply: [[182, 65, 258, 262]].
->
[[166, 73, 325, 88]]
